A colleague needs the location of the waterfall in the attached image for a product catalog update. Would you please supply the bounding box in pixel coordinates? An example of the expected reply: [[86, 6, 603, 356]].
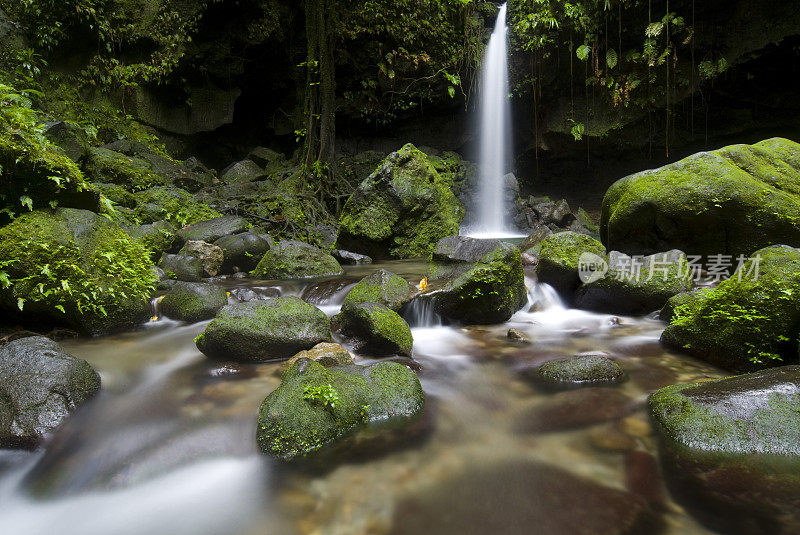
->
[[473, 3, 512, 236]]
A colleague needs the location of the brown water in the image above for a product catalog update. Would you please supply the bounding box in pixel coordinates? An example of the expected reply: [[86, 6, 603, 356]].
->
[[0, 262, 729, 535]]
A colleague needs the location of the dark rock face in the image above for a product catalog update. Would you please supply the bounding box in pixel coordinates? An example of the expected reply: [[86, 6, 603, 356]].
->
[[429, 236, 506, 280], [332, 249, 373, 265], [430, 238, 527, 325], [660, 245, 800, 372], [0, 336, 100, 449], [534, 354, 626, 389], [214, 232, 273, 273], [342, 269, 416, 312], [159, 282, 229, 323], [575, 249, 694, 315], [389, 461, 658, 535], [536, 231, 606, 299], [175, 216, 250, 246], [158, 253, 204, 282], [253, 240, 343, 279], [651, 367, 800, 534], [256, 359, 424, 460], [195, 298, 332, 362], [220, 159, 265, 184], [333, 303, 414, 357], [602, 138, 800, 258]]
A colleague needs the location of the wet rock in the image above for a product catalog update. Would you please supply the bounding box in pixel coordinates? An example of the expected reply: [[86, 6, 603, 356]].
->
[[246, 147, 287, 175], [300, 278, 355, 306], [388, 461, 658, 535], [220, 159, 265, 184], [659, 289, 709, 323], [175, 215, 250, 246], [276, 342, 354, 376], [533, 354, 626, 389], [520, 252, 538, 266], [431, 239, 527, 324], [202, 363, 258, 381], [536, 231, 606, 300], [517, 388, 636, 433], [158, 253, 204, 282], [575, 250, 694, 315], [661, 245, 800, 371], [126, 220, 176, 261], [333, 303, 413, 357], [178, 240, 224, 277], [0, 336, 100, 449], [256, 359, 424, 460], [214, 232, 273, 273], [588, 425, 637, 453], [507, 328, 531, 343], [625, 451, 665, 505], [332, 249, 372, 265], [342, 269, 416, 312], [195, 298, 332, 362], [159, 282, 228, 323], [336, 143, 465, 259], [252, 240, 343, 279], [229, 287, 280, 302], [429, 236, 506, 279], [518, 224, 553, 254]]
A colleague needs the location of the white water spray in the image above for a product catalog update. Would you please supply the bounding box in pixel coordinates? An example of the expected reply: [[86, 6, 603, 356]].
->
[[473, 3, 513, 236]]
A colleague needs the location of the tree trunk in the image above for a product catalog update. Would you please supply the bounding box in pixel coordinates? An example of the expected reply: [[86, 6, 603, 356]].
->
[[303, 0, 336, 171]]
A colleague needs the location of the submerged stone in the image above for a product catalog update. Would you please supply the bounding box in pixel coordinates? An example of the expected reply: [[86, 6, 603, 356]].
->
[[535, 354, 626, 389]]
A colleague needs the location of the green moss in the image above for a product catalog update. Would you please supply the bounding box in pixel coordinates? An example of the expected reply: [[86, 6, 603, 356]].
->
[[253, 240, 343, 279], [536, 231, 606, 297], [256, 359, 424, 459], [132, 186, 221, 227], [84, 147, 166, 190], [335, 303, 413, 356], [159, 282, 228, 323], [537, 355, 625, 387], [342, 269, 414, 312]]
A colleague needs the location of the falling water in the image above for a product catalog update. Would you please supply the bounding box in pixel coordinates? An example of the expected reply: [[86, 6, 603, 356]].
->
[[473, 3, 512, 236]]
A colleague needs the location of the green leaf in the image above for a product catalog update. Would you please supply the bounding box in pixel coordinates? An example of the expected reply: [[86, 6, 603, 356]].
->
[[55, 304, 66, 314], [447, 86, 456, 98], [606, 49, 618, 70], [19, 195, 33, 211], [17, 298, 25, 311], [576, 44, 590, 61]]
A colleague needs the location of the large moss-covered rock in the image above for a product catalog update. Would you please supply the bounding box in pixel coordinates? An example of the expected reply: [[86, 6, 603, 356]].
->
[[534, 354, 626, 389], [342, 269, 415, 312], [253, 240, 343, 279], [125, 220, 176, 261], [158, 253, 204, 282], [661, 245, 800, 371], [602, 138, 800, 258], [132, 186, 222, 227], [432, 241, 527, 324], [159, 282, 228, 323], [429, 236, 509, 280], [536, 231, 607, 298], [0, 208, 155, 335], [336, 143, 465, 259], [575, 250, 694, 314], [0, 131, 99, 221], [214, 232, 273, 273], [276, 342, 354, 376], [195, 298, 332, 362], [256, 359, 424, 459], [84, 147, 166, 190], [333, 303, 414, 357], [175, 215, 250, 246], [0, 336, 101, 449]]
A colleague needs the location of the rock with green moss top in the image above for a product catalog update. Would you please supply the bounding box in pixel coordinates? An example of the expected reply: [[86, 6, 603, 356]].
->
[[84, 147, 166, 190], [159, 282, 228, 323], [0, 336, 101, 449], [256, 359, 424, 459], [195, 297, 332, 362], [429, 236, 509, 280], [126, 220, 176, 261], [253, 240, 343, 279], [214, 232, 273, 273], [602, 138, 800, 258], [575, 250, 694, 314], [95, 183, 137, 208], [534, 354, 626, 389], [343, 269, 415, 312], [102, 140, 212, 192], [431, 240, 527, 324], [0, 208, 155, 335], [158, 253, 204, 282], [333, 303, 413, 357], [336, 143, 465, 259], [661, 245, 800, 371], [659, 289, 709, 323], [176, 215, 250, 246], [536, 231, 607, 299], [133, 186, 222, 227], [276, 342, 354, 376], [650, 366, 800, 455], [0, 131, 99, 221]]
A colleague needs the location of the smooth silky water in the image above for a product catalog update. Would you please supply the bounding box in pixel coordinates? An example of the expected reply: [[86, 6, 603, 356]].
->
[[0, 262, 726, 534]]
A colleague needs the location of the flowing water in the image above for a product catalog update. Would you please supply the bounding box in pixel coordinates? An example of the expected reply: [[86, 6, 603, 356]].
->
[[471, 3, 515, 237], [0, 262, 732, 534]]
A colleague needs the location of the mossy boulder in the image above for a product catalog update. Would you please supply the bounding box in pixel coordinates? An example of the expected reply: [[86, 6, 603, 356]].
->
[[0, 131, 99, 222], [213, 231, 273, 273], [178, 240, 224, 277], [253, 240, 343, 279], [575, 250, 694, 314], [125, 220, 176, 261], [432, 241, 527, 324], [195, 298, 332, 362], [132, 186, 222, 227], [661, 245, 800, 371], [0, 336, 101, 449], [536, 231, 607, 299], [659, 289, 710, 323], [342, 269, 415, 312], [159, 282, 228, 323], [534, 354, 626, 389], [276, 342, 354, 376], [158, 253, 204, 282], [84, 147, 166, 190], [175, 215, 250, 246], [602, 138, 800, 258], [333, 303, 414, 357], [0, 208, 155, 335], [336, 143, 465, 259], [256, 359, 424, 460], [429, 236, 510, 280]]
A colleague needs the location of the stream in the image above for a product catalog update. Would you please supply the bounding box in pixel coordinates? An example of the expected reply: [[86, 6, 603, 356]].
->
[[0, 261, 728, 534]]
